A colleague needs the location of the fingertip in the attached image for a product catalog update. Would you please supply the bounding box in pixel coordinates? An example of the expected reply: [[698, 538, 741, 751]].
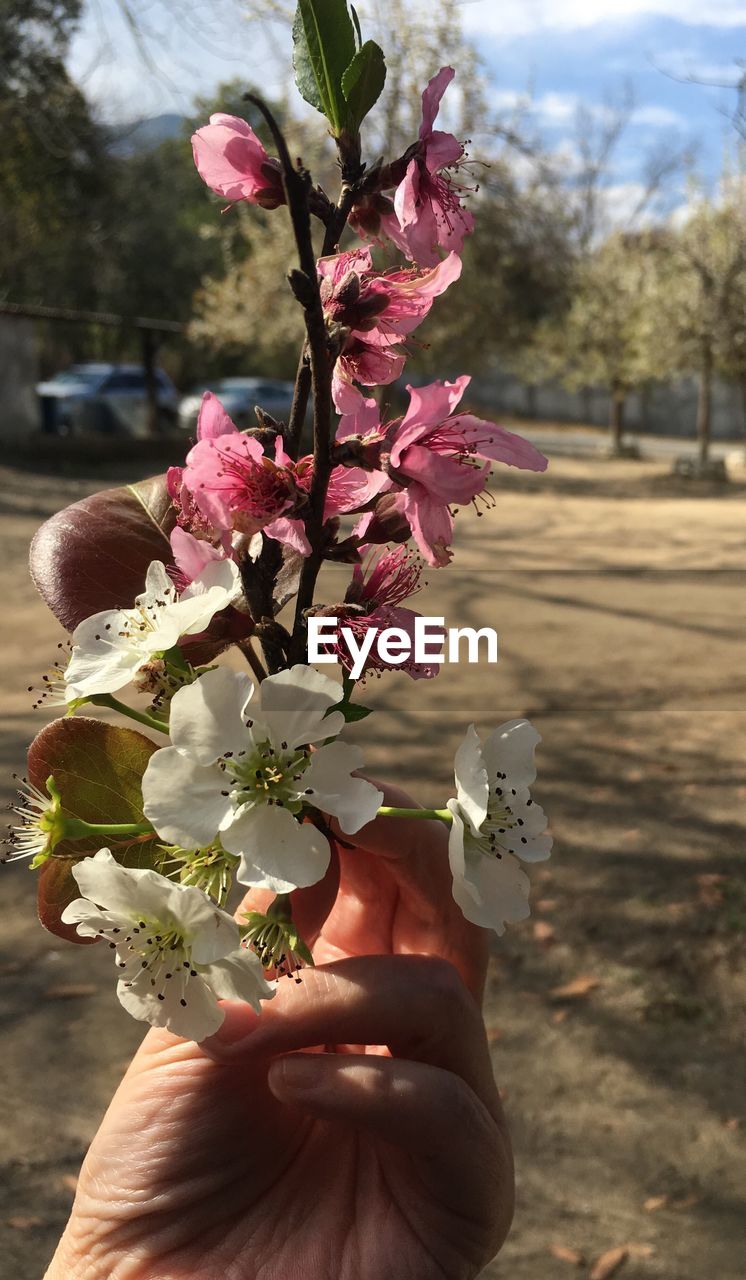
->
[[199, 1000, 261, 1062], [267, 1053, 320, 1100]]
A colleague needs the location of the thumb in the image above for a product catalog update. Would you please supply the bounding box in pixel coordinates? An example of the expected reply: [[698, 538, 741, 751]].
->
[[267, 1052, 513, 1245]]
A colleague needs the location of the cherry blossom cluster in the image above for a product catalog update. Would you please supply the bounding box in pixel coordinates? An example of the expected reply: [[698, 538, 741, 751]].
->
[[5, 41, 553, 1044]]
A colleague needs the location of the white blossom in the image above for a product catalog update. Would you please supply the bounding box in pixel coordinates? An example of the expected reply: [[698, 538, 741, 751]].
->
[[3, 776, 63, 865], [61, 849, 274, 1041], [446, 720, 552, 934], [64, 559, 241, 700], [142, 665, 383, 893]]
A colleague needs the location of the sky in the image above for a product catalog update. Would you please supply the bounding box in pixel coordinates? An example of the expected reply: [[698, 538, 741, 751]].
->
[[67, 0, 746, 201]]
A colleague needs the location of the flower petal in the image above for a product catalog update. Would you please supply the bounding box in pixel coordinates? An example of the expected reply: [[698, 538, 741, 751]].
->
[[170, 527, 226, 584], [142, 748, 234, 847], [448, 828, 530, 935], [65, 613, 146, 697], [205, 950, 275, 1012], [117, 967, 223, 1042], [401, 485, 453, 567], [263, 516, 312, 556], [302, 741, 383, 833], [453, 415, 548, 472], [169, 886, 240, 963], [393, 376, 471, 453], [169, 667, 253, 764], [60, 897, 122, 938], [397, 444, 486, 503], [452, 724, 489, 832], [257, 665, 344, 749], [420, 66, 455, 138], [197, 390, 238, 440], [482, 719, 541, 792], [69, 848, 145, 916], [228, 805, 330, 893]]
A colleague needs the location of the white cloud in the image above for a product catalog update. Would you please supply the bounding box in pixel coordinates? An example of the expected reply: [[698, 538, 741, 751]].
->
[[462, 0, 746, 42], [630, 105, 685, 127], [488, 89, 683, 131], [68, 0, 285, 120], [598, 179, 655, 229], [535, 91, 580, 122]]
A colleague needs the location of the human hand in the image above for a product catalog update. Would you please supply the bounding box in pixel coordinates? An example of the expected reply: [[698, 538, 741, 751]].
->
[[45, 785, 514, 1280]]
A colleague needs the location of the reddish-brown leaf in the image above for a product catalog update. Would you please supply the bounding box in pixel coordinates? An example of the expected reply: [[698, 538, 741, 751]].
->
[[30, 476, 175, 630], [643, 1195, 668, 1212], [589, 1245, 628, 1280], [551, 975, 601, 1000], [28, 475, 256, 661], [29, 717, 159, 943], [550, 1243, 585, 1265]]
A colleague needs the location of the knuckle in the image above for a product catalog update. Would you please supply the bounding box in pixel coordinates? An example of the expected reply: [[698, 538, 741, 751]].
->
[[411, 954, 478, 1028]]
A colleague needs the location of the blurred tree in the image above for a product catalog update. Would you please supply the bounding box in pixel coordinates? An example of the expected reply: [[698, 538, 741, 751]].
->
[[544, 231, 664, 453], [190, 211, 304, 377], [184, 4, 564, 381], [412, 168, 575, 384], [655, 198, 746, 463], [0, 0, 111, 307], [712, 170, 746, 442]]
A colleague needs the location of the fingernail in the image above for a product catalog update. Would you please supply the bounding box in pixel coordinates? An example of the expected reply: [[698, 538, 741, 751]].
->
[[268, 1055, 319, 1097]]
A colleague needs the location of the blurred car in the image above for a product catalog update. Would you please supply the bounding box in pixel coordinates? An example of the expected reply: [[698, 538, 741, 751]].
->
[[36, 363, 179, 437], [178, 377, 297, 435]]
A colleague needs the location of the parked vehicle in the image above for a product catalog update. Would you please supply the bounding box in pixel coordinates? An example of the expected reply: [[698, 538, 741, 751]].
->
[[178, 377, 297, 435], [36, 363, 179, 437]]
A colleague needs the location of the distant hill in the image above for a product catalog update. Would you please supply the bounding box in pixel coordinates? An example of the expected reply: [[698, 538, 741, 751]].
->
[[108, 113, 186, 155]]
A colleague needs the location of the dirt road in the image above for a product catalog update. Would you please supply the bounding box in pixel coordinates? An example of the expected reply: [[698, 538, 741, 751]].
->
[[0, 451, 744, 1279]]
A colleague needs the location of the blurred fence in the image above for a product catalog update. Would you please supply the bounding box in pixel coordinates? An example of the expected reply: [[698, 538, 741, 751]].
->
[[0, 315, 39, 440], [474, 368, 746, 439]]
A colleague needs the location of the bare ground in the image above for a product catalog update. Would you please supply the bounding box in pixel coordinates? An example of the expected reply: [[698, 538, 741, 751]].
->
[[0, 445, 744, 1279]]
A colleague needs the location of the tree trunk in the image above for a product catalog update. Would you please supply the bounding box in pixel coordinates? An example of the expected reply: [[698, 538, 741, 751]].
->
[[609, 386, 625, 453], [696, 345, 713, 465]]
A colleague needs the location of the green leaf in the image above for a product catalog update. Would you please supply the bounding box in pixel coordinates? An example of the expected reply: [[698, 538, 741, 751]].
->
[[292, 0, 356, 132], [331, 677, 373, 722], [28, 718, 160, 944], [341, 40, 386, 131], [339, 700, 373, 722]]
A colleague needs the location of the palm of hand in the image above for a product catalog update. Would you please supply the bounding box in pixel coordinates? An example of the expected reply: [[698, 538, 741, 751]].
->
[[54, 802, 513, 1280]]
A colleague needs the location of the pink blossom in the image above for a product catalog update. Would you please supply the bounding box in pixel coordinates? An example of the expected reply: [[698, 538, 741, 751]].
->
[[192, 113, 285, 209], [183, 429, 304, 548], [381, 68, 475, 267], [348, 378, 547, 567], [174, 393, 386, 558], [169, 527, 232, 590], [318, 247, 461, 411], [318, 545, 440, 681]]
